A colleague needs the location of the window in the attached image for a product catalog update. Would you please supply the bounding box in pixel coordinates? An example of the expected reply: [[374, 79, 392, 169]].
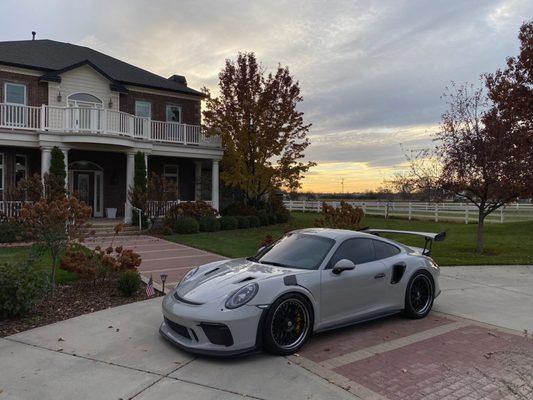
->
[[373, 240, 401, 260], [163, 165, 179, 184], [135, 101, 151, 118], [67, 93, 102, 104], [4, 83, 26, 105], [256, 233, 335, 270], [15, 154, 27, 185], [0, 153, 4, 190], [166, 105, 182, 123], [328, 238, 375, 268]]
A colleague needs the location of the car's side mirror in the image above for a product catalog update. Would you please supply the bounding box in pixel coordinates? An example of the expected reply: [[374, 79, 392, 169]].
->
[[332, 259, 356, 275]]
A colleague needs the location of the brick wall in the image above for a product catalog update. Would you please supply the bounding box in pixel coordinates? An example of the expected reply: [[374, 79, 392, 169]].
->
[[119, 91, 200, 125], [148, 156, 196, 201], [0, 71, 48, 106]]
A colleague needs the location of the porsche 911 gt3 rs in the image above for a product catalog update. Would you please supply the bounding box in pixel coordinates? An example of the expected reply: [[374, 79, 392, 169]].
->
[[160, 228, 444, 356]]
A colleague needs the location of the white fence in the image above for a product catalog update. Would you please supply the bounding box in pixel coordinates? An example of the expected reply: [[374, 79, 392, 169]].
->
[[283, 200, 533, 224]]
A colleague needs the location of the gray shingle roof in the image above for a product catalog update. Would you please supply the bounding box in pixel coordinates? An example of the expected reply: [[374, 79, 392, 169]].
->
[[0, 39, 202, 96]]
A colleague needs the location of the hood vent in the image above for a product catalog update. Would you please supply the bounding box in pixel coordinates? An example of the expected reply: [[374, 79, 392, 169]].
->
[[204, 267, 220, 276], [236, 276, 256, 283]]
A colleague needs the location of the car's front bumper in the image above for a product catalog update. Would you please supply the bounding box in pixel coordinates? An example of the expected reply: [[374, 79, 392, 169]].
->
[[160, 292, 265, 356]]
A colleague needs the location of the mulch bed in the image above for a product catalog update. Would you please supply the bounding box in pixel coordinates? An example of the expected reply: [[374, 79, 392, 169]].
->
[[0, 279, 162, 337]]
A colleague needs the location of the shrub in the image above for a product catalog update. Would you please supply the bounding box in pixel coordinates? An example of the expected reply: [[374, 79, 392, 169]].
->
[[0, 220, 23, 243], [248, 215, 260, 228], [314, 201, 364, 230], [221, 202, 257, 216], [260, 234, 275, 247], [116, 270, 142, 297], [0, 263, 48, 317], [220, 216, 238, 230], [165, 201, 217, 224], [160, 226, 172, 236], [266, 213, 277, 225], [199, 216, 221, 232], [236, 215, 250, 229], [258, 213, 269, 226], [173, 216, 199, 234]]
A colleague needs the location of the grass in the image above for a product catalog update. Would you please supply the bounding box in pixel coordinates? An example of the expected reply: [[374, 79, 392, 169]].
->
[[0, 245, 77, 284], [165, 212, 533, 266]]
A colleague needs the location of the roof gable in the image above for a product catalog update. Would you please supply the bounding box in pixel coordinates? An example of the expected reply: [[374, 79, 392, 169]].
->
[[0, 39, 202, 97]]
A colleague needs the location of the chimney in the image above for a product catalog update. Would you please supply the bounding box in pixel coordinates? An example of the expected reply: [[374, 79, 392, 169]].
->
[[168, 74, 187, 86], [31, 31, 36, 40]]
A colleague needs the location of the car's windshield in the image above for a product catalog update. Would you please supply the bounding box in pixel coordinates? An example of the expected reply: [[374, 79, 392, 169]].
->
[[255, 233, 335, 270]]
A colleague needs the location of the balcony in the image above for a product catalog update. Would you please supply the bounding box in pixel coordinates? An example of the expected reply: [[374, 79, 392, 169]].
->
[[0, 103, 221, 147]]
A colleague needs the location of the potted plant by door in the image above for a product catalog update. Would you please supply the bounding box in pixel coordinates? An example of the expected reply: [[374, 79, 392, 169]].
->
[[106, 208, 117, 219]]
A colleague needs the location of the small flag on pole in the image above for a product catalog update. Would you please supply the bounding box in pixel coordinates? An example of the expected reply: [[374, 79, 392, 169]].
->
[[146, 275, 155, 297]]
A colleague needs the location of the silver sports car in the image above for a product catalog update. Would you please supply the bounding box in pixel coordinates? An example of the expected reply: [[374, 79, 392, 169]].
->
[[160, 228, 444, 356]]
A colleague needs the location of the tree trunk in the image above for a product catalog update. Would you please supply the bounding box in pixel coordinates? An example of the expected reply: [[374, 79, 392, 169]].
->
[[476, 211, 485, 254]]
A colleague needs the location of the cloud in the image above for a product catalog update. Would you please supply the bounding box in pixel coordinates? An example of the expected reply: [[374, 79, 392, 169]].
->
[[0, 0, 530, 191]]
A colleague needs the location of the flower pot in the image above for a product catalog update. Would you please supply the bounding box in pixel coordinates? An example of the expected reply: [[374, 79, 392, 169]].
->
[[106, 208, 117, 219]]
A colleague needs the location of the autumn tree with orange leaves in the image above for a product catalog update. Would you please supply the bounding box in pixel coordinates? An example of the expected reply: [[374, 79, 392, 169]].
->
[[202, 52, 315, 205]]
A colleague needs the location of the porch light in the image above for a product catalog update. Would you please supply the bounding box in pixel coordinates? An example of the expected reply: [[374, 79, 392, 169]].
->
[[160, 273, 168, 293], [57, 91, 62, 102], [108, 98, 113, 108]]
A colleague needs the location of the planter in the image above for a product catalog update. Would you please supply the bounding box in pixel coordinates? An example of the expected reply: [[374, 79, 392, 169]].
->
[[106, 208, 117, 219]]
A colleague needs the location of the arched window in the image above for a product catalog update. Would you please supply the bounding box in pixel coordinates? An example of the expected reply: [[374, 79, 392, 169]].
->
[[67, 93, 102, 107], [69, 161, 103, 171]]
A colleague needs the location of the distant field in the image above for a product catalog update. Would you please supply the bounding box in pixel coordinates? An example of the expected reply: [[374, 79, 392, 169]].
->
[[165, 212, 533, 266]]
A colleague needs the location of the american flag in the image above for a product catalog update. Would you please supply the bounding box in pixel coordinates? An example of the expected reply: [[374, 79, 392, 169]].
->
[[146, 275, 155, 297]]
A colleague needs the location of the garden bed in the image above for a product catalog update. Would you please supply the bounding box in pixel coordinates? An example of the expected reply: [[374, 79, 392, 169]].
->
[[0, 279, 162, 337]]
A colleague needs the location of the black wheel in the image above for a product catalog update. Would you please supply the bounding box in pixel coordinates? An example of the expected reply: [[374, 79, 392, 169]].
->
[[263, 293, 313, 355], [403, 271, 434, 318]]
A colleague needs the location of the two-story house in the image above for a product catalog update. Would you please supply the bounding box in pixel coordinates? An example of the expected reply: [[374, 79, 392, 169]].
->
[[0, 37, 222, 222]]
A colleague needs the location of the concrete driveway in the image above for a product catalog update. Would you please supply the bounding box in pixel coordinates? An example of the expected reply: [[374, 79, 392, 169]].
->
[[1, 264, 532, 399]]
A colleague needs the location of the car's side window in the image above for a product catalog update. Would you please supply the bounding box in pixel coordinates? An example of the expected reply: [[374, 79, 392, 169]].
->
[[373, 240, 401, 261], [328, 238, 375, 268]]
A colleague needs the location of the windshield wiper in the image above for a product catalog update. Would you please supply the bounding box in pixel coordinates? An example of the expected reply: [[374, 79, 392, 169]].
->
[[258, 260, 291, 268]]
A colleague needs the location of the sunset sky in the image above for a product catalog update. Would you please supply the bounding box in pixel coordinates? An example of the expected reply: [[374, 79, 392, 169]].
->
[[1, 0, 530, 192]]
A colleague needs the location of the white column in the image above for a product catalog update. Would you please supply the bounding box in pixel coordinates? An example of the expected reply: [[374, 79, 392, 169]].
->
[[211, 160, 219, 211], [194, 161, 202, 201], [124, 152, 135, 223], [61, 148, 69, 189], [40, 147, 52, 180], [144, 153, 149, 180]]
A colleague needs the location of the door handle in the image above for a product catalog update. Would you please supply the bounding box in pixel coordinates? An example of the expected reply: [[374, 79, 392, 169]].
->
[[374, 273, 386, 279]]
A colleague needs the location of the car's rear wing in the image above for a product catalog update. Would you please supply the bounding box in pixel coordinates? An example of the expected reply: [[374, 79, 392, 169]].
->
[[360, 228, 446, 256]]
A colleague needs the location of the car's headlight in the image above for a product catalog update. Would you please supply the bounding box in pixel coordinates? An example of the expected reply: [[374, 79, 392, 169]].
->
[[225, 283, 259, 309], [178, 267, 199, 287]]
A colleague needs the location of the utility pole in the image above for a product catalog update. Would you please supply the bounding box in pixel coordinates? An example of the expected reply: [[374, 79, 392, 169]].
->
[[341, 178, 345, 194]]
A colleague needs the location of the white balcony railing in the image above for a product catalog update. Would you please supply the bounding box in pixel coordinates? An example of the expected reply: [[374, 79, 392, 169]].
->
[[0, 103, 221, 148]]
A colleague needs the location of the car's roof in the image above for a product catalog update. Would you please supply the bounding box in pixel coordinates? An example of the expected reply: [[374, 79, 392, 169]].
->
[[293, 228, 378, 241]]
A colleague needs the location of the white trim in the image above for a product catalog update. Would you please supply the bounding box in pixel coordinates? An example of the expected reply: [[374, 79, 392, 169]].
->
[[165, 104, 182, 123], [0, 153, 4, 191], [135, 100, 152, 119], [4, 82, 27, 105], [14, 153, 28, 184], [0, 65, 42, 76]]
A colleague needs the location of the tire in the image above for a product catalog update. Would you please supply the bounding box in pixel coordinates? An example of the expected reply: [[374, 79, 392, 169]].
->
[[403, 271, 434, 319], [262, 293, 313, 355]]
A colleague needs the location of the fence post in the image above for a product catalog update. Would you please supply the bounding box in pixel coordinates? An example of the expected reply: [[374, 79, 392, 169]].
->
[[303, 200, 306, 212], [465, 206, 469, 224], [434, 204, 439, 222], [408, 202, 412, 221], [317, 202, 321, 213], [288, 200, 292, 212], [500, 206, 504, 223], [40, 105, 46, 131]]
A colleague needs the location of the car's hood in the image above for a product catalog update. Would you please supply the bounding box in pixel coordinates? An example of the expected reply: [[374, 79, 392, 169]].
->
[[175, 258, 306, 303]]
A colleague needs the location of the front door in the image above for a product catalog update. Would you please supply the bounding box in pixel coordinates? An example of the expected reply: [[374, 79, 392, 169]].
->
[[68, 171, 104, 217], [319, 238, 389, 327]]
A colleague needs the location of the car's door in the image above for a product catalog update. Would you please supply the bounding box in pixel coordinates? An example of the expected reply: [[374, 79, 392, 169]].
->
[[372, 239, 404, 309], [319, 238, 389, 327]]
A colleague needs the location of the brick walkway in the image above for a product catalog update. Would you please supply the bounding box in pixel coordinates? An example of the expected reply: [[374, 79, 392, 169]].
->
[[292, 313, 533, 400], [84, 235, 226, 290]]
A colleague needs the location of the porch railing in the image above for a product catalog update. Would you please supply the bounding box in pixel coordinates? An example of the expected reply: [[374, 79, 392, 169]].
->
[[0, 201, 30, 218], [0, 103, 220, 148], [147, 200, 213, 218]]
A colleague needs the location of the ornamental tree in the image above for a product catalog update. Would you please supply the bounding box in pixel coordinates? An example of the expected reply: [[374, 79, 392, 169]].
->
[[202, 52, 315, 205], [49, 146, 66, 199], [485, 20, 533, 195], [129, 151, 148, 227], [436, 83, 528, 254]]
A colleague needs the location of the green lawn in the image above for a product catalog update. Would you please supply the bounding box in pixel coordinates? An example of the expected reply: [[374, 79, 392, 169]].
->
[[0, 245, 77, 284], [165, 212, 533, 266]]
